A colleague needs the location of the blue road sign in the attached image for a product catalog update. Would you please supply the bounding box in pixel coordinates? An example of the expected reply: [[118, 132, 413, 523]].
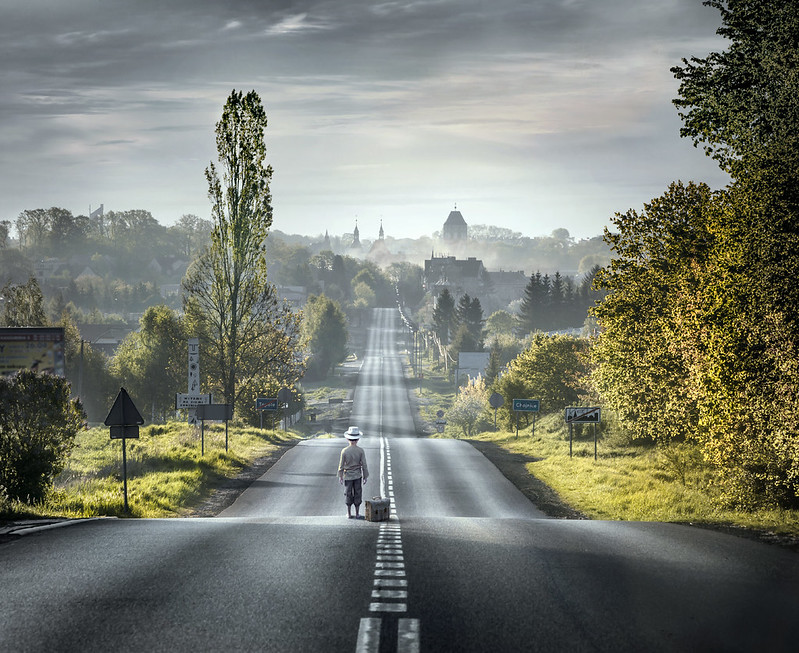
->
[[256, 397, 279, 411], [512, 398, 540, 412]]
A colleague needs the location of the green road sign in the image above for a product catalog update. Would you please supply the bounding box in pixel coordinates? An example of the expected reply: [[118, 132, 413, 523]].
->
[[512, 398, 540, 412]]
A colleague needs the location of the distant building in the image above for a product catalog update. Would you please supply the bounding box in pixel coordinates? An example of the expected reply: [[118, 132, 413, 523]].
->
[[424, 254, 489, 299], [351, 220, 361, 250], [442, 206, 467, 241], [277, 285, 308, 308], [486, 269, 528, 307]]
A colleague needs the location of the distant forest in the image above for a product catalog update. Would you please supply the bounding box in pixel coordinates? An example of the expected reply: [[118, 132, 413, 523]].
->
[[0, 208, 610, 326]]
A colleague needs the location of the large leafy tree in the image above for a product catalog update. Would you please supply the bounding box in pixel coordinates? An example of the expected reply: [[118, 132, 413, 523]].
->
[[111, 305, 188, 421], [1, 277, 48, 326], [183, 89, 304, 409], [590, 1, 799, 506], [493, 334, 588, 429], [591, 181, 720, 444], [303, 294, 348, 379], [671, 0, 799, 506]]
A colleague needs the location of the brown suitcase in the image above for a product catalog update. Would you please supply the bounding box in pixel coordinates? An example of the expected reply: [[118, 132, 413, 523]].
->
[[365, 496, 390, 522]]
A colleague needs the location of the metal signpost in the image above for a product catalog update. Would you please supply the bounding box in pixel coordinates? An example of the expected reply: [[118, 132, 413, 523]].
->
[[104, 388, 144, 512], [565, 406, 602, 459], [256, 397, 278, 429], [195, 404, 234, 453], [278, 387, 291, 430], [435, 409, 447, 434], [512, 398, 540, 438], [488, 392, 504, 431]]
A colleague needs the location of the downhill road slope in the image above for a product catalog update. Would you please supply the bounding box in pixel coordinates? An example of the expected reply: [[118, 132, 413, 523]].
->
[[2, 307, 798, 652]]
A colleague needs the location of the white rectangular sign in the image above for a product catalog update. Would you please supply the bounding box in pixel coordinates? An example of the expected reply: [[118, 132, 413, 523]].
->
[[565, 406, 601, 424], [176, 393, 212, 409]]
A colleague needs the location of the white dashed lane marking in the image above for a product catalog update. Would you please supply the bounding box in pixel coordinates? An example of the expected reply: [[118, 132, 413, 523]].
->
[[355, 438, 420, 652]]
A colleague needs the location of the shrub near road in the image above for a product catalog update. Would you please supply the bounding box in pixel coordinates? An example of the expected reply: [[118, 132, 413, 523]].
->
[[0, 371, 84, 506]]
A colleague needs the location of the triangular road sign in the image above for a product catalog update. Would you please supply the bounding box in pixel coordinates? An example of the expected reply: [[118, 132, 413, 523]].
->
[[105, 387, 145, 426]]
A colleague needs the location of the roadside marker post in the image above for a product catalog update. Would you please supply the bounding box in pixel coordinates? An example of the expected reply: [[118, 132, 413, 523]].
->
[[512, 399, 540, 438], [256, 397, 278, 429], [195, 404, 234, 453], [565, 407, 601, 459], [104, 388, 144, 512], [488, 392, 504, 431]]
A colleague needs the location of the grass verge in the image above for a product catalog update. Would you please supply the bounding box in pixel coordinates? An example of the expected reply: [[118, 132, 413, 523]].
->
[[412, 365, 799, 542], [1, 422, 303, 519], [472, 416, 799, 540]]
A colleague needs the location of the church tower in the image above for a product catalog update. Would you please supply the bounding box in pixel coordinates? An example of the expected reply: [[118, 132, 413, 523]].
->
[[442, 204, 467, 241]]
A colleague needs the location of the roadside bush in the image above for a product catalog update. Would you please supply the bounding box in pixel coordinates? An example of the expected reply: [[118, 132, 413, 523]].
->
[[449, 376, 490, 437], [492, 334, 589, 428], [0, 370, 85, 503]]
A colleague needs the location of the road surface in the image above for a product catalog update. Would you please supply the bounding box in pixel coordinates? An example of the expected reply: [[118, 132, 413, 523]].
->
[[2, 308, 798, 652]]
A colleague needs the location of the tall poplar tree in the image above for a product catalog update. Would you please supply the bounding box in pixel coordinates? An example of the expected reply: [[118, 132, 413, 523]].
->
[[183, 90, 303, 408]]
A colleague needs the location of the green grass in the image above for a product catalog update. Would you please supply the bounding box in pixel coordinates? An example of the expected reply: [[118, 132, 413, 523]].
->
[[413, 363, 799, 539], [471, 414, 799, 537], [2, 421, 302, 519]]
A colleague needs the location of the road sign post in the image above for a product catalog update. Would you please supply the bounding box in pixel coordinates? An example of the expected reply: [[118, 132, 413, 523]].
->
[[488, 393, 504, 431], [565, 407, 601, 459], [278, 387, 291, 430], [104, 388, 144, 512], [512, 399, 540, 438], [195, 404, 234, 453], [256, 397, 278, 429]]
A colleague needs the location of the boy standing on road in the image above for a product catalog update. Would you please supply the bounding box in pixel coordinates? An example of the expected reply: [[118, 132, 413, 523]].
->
[[338, 426, 369, 519]]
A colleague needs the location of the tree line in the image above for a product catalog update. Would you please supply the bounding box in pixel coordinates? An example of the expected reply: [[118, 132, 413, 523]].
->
[[445, 1, 799, 510]]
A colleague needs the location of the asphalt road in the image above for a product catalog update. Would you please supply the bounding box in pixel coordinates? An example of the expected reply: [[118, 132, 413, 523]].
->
[[2, 307, 799, 652]]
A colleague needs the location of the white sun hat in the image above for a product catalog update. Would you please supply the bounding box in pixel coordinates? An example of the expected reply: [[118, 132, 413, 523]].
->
[[345, 426, 362, 439]]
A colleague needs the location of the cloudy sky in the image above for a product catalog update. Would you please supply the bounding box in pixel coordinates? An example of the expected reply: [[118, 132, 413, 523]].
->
[[0, 0, 730, 241]]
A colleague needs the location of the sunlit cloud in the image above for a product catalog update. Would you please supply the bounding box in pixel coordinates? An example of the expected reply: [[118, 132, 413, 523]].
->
[[266, 13, 331, 36]]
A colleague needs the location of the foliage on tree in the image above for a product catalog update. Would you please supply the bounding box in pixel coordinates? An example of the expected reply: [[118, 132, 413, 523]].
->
[[111, 306, 188, 421], [1, 277, 48, 326], [172, 214, 213, 259], [455, 294, 485, 350], [303, 294, 348, 379], [54, 312, 117, 423], [182, 89, 304, 409], [672, 0, 799, 184], [0, 249, 33, 286], [389, 262, 425, 310], [591, 182, 719, 445], [432, 289, 456, 346], [0, 220, 9, 249], [0, 370, 85, 503], [448, 376, 490, 438], [589, 1, 799, 507], [493, 334, 588, 429], [485, 310, 517, 338], [483, 337, 504, 386]]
